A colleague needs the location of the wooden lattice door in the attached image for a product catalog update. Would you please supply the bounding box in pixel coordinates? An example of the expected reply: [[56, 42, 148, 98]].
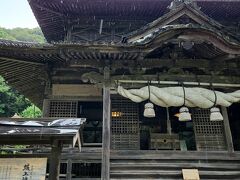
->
[[46, 100, 78, 118], [111, 96, 140, 150], [192, 108, 227, 151]]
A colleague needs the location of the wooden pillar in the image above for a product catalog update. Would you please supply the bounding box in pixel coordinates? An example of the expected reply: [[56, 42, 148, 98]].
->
[[49, 140, 63, 180], [101, 67, 111, 180], [66, 159, 72, 180], [221, 106, 234, 153], [66, 145, 73, 179], [42, 99, 49, 117]]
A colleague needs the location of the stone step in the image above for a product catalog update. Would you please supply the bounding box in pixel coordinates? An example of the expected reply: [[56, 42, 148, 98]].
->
[[111, 178, 182, 180], [110, 162, 240, 170], [111, 170, 181, 179], [110, 152, 240, 180], [110, 170, 240, 179], [110, 158, 240, 164]]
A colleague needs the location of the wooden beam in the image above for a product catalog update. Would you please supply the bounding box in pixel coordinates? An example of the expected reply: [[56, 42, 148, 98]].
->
[[3, 70, 43, 81], [66, 58, 239, 76], [0, 67, 40, 75], [30, 1, 66, 17], [79, 71, 240, 88], [6, 74, 43, 84], [0, 57, 45, 66], [65, 19, 72, 42], [49, 140, 63, 180], [0, 62, 41, 71], [46, 95, 102, 102], [221, 106, 234, 153], [101, 67, 111, 180], [110, 150, 240, 160], [8, 79, 44, 89]]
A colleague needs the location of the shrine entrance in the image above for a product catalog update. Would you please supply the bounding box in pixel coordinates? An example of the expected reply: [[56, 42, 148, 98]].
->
[[110, 96, 229, 152]]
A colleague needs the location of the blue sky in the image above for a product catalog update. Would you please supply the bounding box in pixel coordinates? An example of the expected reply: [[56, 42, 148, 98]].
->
[[0, 0, 39, 29]]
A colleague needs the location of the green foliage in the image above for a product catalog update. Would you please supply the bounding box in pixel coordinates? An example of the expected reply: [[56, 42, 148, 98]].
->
[[0, 27, 45, 43], [0, 150, 7, 155], [0, 76, 31, 117], [21, 104, 42, 118], [0, 28, 15, 40], [0, 145, 27, 154]]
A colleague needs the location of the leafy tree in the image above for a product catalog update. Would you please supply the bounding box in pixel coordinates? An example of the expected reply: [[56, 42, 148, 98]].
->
[[0, 28, 16, 40], [0, 27, 45, 43], [0, 76, 31, 117], [21, 104, 42, 118]]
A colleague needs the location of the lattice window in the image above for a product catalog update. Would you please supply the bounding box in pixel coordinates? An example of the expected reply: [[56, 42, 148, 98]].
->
[[48, 100, 78, 118], [192, 108, 226, 151], [111, 96, 140, 150]]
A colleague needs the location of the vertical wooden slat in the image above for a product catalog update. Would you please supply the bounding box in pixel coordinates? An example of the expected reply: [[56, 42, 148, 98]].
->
[[66, 145, 72, 180], [49, 140, 63, 180], [66, 159, 72, 179], [101, 67, 111, 180], [221, 106, 234, 153], [42, 99, 50, 117]]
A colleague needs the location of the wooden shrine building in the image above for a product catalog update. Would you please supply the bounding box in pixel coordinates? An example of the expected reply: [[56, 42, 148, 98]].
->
[[0, 0, 240, 179]]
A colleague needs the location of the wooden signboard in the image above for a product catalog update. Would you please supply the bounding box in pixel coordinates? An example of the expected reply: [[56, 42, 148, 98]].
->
[[52, 84, 102, 97], [0, 158, 47, 180], [182, 169, 200, 180]]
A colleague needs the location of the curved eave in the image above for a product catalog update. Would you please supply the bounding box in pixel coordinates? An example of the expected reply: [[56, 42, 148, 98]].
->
[[0, 57, 46, 108], [128, 25, 240, 56], [0, 40, 54, 108], [0, 40, 65, 64]]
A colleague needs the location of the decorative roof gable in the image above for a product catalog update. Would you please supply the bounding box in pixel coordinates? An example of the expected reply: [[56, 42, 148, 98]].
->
[[125, 0, 224, 43]]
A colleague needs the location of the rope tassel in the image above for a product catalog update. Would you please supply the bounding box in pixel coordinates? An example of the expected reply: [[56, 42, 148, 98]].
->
[[143, 81, 156, 118]]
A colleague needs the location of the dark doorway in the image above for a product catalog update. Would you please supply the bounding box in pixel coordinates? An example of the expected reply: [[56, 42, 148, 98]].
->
[[139, 104, 196, 150], [78, 101, 103, 144], [228, 104, 240, 151]]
